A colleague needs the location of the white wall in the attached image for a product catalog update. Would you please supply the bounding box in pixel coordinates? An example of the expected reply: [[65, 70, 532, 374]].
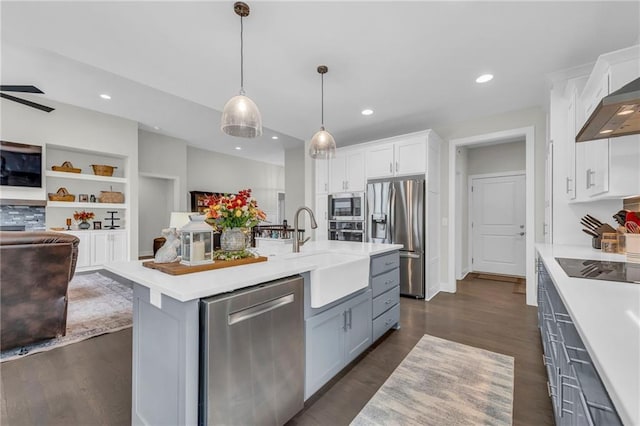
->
[[138, 130, 188, 210], [187, 147, 284, 223], [434, 106, 546, 284], [284, 145, 306, 224], [0, 96, 139, 259], [467, 140, 526, 175]]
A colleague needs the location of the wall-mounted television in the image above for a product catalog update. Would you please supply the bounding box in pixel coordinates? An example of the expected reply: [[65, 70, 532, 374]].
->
[[0, 140, 43, 188]]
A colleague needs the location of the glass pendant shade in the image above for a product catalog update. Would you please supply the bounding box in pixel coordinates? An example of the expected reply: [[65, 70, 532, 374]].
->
[[221, 93, 263, 138], [309, 127, 336, 159], [220, 2, 262, 139]]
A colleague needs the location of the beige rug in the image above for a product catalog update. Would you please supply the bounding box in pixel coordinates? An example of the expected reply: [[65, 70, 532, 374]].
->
[[351, 334, 514, 425], [1, 272, 132, 362]]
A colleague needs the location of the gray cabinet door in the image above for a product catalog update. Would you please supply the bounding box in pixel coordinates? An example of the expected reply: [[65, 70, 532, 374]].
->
[[345, 290, 373, 364], [305, 303, 346, 399]]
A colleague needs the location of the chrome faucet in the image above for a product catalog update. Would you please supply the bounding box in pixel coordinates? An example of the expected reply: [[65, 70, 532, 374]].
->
[[293, 206, 318, 253]]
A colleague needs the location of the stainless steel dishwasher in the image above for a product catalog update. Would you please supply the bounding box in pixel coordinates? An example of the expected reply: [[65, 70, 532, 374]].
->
[[199, 275, 304, 426]]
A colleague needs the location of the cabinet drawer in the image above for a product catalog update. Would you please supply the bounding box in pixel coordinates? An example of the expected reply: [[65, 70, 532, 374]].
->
[[370, 251, 400, 276], [372, 285, 399, 319], [371, 268, 399, 298], [372, 303, 399, 342]]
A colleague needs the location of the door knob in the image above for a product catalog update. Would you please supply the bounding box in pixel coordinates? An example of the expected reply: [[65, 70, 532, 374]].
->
[[517, 232, 525, 236]]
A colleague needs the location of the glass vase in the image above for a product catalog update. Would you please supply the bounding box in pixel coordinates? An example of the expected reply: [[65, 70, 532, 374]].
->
[[220, 227, 249, 252], [79, 221, 91, 230]]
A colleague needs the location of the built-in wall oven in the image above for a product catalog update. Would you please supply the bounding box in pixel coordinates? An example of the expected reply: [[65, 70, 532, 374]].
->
[[328, 192, 365, 221], [328, 220, 365, 242]]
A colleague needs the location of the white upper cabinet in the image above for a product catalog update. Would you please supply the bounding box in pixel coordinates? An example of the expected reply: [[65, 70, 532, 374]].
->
[[574, 47, 640, 200], [365, 144, 394, 178], [329, 149, 365, 193], [563, 77, 586, 201], [579, 71, 611, 197], [365, 134, 427, 179], [395, 137, 427, 176]]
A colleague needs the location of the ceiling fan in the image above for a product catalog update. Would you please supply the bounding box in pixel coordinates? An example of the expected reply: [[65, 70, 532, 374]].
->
[[0, 85, 55, 113]]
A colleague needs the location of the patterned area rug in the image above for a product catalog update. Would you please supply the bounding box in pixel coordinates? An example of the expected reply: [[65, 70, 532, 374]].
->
[[1, 272, 132, 362], [351, 334, 514, 426]]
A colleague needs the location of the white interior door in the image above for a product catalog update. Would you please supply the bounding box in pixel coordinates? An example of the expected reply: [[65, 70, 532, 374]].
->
[[471, 174, 526, 276]]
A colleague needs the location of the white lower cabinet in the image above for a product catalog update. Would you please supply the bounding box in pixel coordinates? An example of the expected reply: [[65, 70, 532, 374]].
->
[[93, 230, 127, 264], [305, 289, 372, 399], [66, 230, 128, 271], [72, 231, 92, 269]]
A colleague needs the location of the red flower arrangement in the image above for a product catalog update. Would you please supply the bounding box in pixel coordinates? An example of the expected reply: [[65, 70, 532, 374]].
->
[[73, 210, 95, 222], [204, 189, 266, 230]]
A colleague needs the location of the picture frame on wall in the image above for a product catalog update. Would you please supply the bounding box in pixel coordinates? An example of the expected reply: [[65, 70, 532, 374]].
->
[[93, 221, 102, 230], [79, 193, 89, 202]]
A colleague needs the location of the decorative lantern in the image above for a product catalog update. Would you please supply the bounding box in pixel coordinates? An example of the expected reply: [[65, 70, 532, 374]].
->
[[180, 215, 214, 266]]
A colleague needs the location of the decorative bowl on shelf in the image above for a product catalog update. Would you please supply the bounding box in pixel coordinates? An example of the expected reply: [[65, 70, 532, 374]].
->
[[91, 164, 116, 176]]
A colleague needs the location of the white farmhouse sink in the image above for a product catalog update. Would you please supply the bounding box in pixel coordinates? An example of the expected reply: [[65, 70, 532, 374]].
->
[[289, 251, 370, 308]]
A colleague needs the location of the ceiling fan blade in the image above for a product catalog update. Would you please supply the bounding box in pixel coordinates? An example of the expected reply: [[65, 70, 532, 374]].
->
[[0, 93, 54, 113], [0, 85, 44, 94]]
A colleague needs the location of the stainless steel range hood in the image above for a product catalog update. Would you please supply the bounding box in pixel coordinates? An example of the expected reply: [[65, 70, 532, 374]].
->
[[576, 77, 640, 142]]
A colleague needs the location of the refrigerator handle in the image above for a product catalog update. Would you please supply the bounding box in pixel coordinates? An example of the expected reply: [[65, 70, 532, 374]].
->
[[388, 184, 395, 243], [399, 252, 421, 259]]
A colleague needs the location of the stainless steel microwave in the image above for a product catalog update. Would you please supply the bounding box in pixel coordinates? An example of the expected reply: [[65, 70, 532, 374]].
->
[[328, 192, 365, 221]]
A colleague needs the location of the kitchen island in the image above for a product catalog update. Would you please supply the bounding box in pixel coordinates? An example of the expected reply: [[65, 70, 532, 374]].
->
[[105, 240, 402, 426], [536, 244, 640, 426]]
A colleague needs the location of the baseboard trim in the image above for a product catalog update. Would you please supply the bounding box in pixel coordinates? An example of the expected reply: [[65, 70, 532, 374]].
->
[[459, 268, 470, 280], [425, 289, 440, 301]]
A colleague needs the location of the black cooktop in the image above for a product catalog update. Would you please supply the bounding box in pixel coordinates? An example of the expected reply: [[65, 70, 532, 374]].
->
[[555, 258, 640, 284]]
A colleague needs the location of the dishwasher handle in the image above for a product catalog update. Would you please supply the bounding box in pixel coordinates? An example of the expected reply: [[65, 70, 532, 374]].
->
[[228, 293, 295, 325]]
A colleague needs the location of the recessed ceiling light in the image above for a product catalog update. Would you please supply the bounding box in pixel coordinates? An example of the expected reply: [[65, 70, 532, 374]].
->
[[271, 136, 279, 140], [361, 109, 374, 116], [475, 74, 494, 84], [235, 146, 242, 150], [100, 93, 111, 100], [599, 129, 613, 134], [153, 126, 160, 130]]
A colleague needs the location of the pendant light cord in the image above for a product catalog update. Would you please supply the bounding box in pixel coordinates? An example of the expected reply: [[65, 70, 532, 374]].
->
[[321, 72, 324, 128], [240, 16, 244, 91]]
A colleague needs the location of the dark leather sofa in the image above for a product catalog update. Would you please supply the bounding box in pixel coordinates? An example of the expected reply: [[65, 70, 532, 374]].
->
[[1, 231, 80, 350]]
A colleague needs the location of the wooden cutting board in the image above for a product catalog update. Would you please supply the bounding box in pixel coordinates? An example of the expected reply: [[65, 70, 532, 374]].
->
[[143, 256, 268, 275]]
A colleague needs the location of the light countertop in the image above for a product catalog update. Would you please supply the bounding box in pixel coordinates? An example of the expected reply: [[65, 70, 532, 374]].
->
[[104, 241, 402, 303], [536, 244, 640, 426]]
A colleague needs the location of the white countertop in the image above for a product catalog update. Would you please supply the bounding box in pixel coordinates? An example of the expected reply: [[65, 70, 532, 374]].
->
[[104, 241, 402, 303], [536, 244, 640, 426]]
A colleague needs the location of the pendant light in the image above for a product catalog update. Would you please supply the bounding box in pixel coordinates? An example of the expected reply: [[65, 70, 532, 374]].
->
[[221, 2, 262, 138], [309, 65, 336, 159]]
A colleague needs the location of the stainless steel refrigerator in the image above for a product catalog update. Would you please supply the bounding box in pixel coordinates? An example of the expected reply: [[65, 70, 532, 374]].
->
[[367, 177, 425, 298]]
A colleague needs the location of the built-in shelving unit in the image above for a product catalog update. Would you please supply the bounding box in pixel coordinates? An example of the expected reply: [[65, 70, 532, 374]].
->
[[43, 144, 131, 263]]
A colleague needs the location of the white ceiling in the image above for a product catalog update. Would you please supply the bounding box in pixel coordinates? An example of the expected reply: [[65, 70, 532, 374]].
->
[[2, 1, 639, 166]]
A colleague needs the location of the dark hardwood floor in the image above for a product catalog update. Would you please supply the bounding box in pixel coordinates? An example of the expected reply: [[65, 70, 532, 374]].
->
[[1, 276, 553, 426]]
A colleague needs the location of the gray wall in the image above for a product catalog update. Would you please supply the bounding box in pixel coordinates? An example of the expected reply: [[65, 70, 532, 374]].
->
[[187, 147, 284, 223], [467, 140, 526, 176], [138, 130, 188, 210]]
